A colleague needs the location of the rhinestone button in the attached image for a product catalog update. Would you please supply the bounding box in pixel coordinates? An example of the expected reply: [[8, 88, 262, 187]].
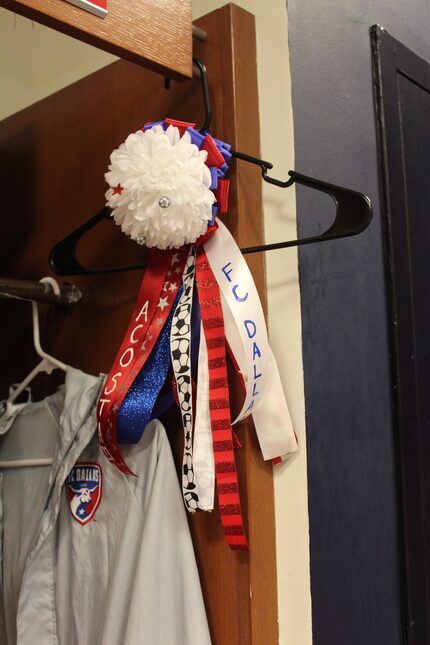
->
[[158, 196, 171, 209]]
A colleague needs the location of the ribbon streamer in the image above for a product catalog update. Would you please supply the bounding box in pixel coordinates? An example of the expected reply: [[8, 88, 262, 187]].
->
[[204, 220, 298, 460], [171, 249, 200, 512], [98, 250, 186, 473], [196, 248, 248, 550], [117, 284, 183, 444], [203, 220, 269, 421], [193, 321, 215, 511]]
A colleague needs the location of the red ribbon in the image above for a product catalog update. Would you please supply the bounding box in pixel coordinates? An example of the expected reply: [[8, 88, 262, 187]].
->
[[164, 117, 196, 135], [214, 179, 230, 214], [195, 248, 248, 550], [98, 249, 186, 474], [201, 134, 226, 168]]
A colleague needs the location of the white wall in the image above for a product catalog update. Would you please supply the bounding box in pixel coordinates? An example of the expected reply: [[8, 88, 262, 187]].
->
[[0, 3, 312, 642], [0, 8, 115, 120], [193, 2, 312, 643]]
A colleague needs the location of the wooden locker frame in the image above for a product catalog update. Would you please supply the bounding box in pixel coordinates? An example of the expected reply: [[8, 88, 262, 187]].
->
[[0, 5, 279, 643]]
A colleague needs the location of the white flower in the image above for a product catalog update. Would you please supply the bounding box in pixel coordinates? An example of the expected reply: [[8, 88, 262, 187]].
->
[[105, 124, 216, 249]]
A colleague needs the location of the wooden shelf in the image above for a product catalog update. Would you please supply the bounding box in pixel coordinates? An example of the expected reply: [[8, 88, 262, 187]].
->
[[0, 0, 193, 79]]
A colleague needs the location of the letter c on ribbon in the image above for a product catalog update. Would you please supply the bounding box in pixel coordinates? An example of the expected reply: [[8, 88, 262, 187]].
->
[[233, 284, 248, 302]]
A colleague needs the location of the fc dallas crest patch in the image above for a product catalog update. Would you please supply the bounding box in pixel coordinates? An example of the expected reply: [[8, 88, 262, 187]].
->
[[66, 462, 102, 525]]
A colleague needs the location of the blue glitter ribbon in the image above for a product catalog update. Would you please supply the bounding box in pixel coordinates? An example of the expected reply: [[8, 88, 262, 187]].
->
[[116, 285, 183, 444]]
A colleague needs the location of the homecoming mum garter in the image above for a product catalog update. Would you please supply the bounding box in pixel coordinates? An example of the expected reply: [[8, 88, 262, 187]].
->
[[97, 118, 298, 550]]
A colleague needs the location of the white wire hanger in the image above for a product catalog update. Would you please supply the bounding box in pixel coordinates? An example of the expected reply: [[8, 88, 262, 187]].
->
[[0, 277, 67, 469]]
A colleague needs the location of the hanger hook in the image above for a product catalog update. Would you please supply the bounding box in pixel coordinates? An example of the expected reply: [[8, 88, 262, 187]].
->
[[261, 166, 296, 188], [30, 277, 66, 371], [39, 276, 61, 297], [193, 57, 212, 133]]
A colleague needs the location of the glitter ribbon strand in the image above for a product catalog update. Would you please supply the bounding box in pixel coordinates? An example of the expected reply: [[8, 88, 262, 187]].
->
[[98, 249, 186, 474], [195, 248, 248, 550]]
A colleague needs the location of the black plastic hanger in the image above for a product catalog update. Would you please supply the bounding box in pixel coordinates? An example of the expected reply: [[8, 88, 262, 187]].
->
[[49, 58, 372, 276]]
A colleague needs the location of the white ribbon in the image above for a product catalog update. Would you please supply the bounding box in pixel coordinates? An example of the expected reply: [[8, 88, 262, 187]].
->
[[193, 322, 215, 511], [204, 220, 298, 460], [252, 346, 298, 459], [204, 221, 269, 421]]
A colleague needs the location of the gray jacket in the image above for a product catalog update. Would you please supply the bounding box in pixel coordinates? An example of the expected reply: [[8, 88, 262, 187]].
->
[[0, 368, 211, 645]]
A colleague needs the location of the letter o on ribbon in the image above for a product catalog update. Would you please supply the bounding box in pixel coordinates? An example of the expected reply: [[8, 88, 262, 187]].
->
[[119, 347, 134, 368]]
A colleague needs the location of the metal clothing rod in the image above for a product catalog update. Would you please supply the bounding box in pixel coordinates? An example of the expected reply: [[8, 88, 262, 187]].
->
[[0, 278, 82, 305]]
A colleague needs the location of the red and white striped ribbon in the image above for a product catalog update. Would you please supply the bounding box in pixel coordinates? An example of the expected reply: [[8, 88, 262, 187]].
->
[[195, 248, 248, 550]]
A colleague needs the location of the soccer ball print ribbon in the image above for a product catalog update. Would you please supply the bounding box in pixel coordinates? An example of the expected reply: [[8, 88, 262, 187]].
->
[[97, 118, 298, 550]]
